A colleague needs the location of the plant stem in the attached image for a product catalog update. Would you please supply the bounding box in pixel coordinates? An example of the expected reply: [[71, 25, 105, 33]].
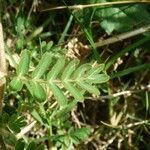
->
[[95, 25, 150, 48], [41, 0, 150, 11], [0, 0, 7, 114]]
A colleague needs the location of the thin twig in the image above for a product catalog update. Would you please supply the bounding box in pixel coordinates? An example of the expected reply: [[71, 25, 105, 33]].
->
[[41, 0, 150, 11], [94, 25, 150, 48], [101, 119, 150, 129], [16, 120, 37, 139], [86, 84, 150, 100]]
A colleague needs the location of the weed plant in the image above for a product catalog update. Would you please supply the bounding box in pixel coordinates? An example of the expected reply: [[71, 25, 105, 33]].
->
[[0, 0, 150, 150]]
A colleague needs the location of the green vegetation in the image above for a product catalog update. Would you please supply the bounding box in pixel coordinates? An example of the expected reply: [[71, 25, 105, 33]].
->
[[0, 0, 150, 149]]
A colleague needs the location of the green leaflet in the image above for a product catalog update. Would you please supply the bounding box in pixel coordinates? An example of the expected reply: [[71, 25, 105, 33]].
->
[[16, 13, 26, 35], [30, 81, 46, 102], [77, 82, 100, 95], [87, 74, 109, 84], [16, 50, 30, 76], [46, 41, 53, 51], [110, 63, 150, 79], [47, 57, 67, 106], [36, 145, 44, 150], [31, 110, 43, 124], [47, 57, 65, 80], [24, 80, 34, 96], [69, 127, 91, 144], [15, 139, 25, 150], [16, 38, 25, 51], [10, 77, 23, 91], [62, 82, 84, 102], [31, 52, 52, 79], [61, 59, 79, 80], [73, 64, 91, 80], [48, 83, 67, 107], [26, 141, 36, 150], [86, 64, 105, 76], [57, 101, 77, 117]]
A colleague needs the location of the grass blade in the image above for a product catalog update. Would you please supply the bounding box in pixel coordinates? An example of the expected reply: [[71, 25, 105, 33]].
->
[[110, 63, 150, 79], [105, 36, 150, 70], [58, 14, 74, 44]]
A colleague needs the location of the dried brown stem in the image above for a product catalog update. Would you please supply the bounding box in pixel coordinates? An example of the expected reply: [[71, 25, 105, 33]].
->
[[83, 25, 150, 58], [86, 84, 150, 100], [41, 0, 150, 11], [94, 25, 150, 48], [0, 5, 7, 114]]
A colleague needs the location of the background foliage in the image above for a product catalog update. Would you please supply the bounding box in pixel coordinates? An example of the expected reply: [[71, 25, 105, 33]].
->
[[0, 0, 150, 149]]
